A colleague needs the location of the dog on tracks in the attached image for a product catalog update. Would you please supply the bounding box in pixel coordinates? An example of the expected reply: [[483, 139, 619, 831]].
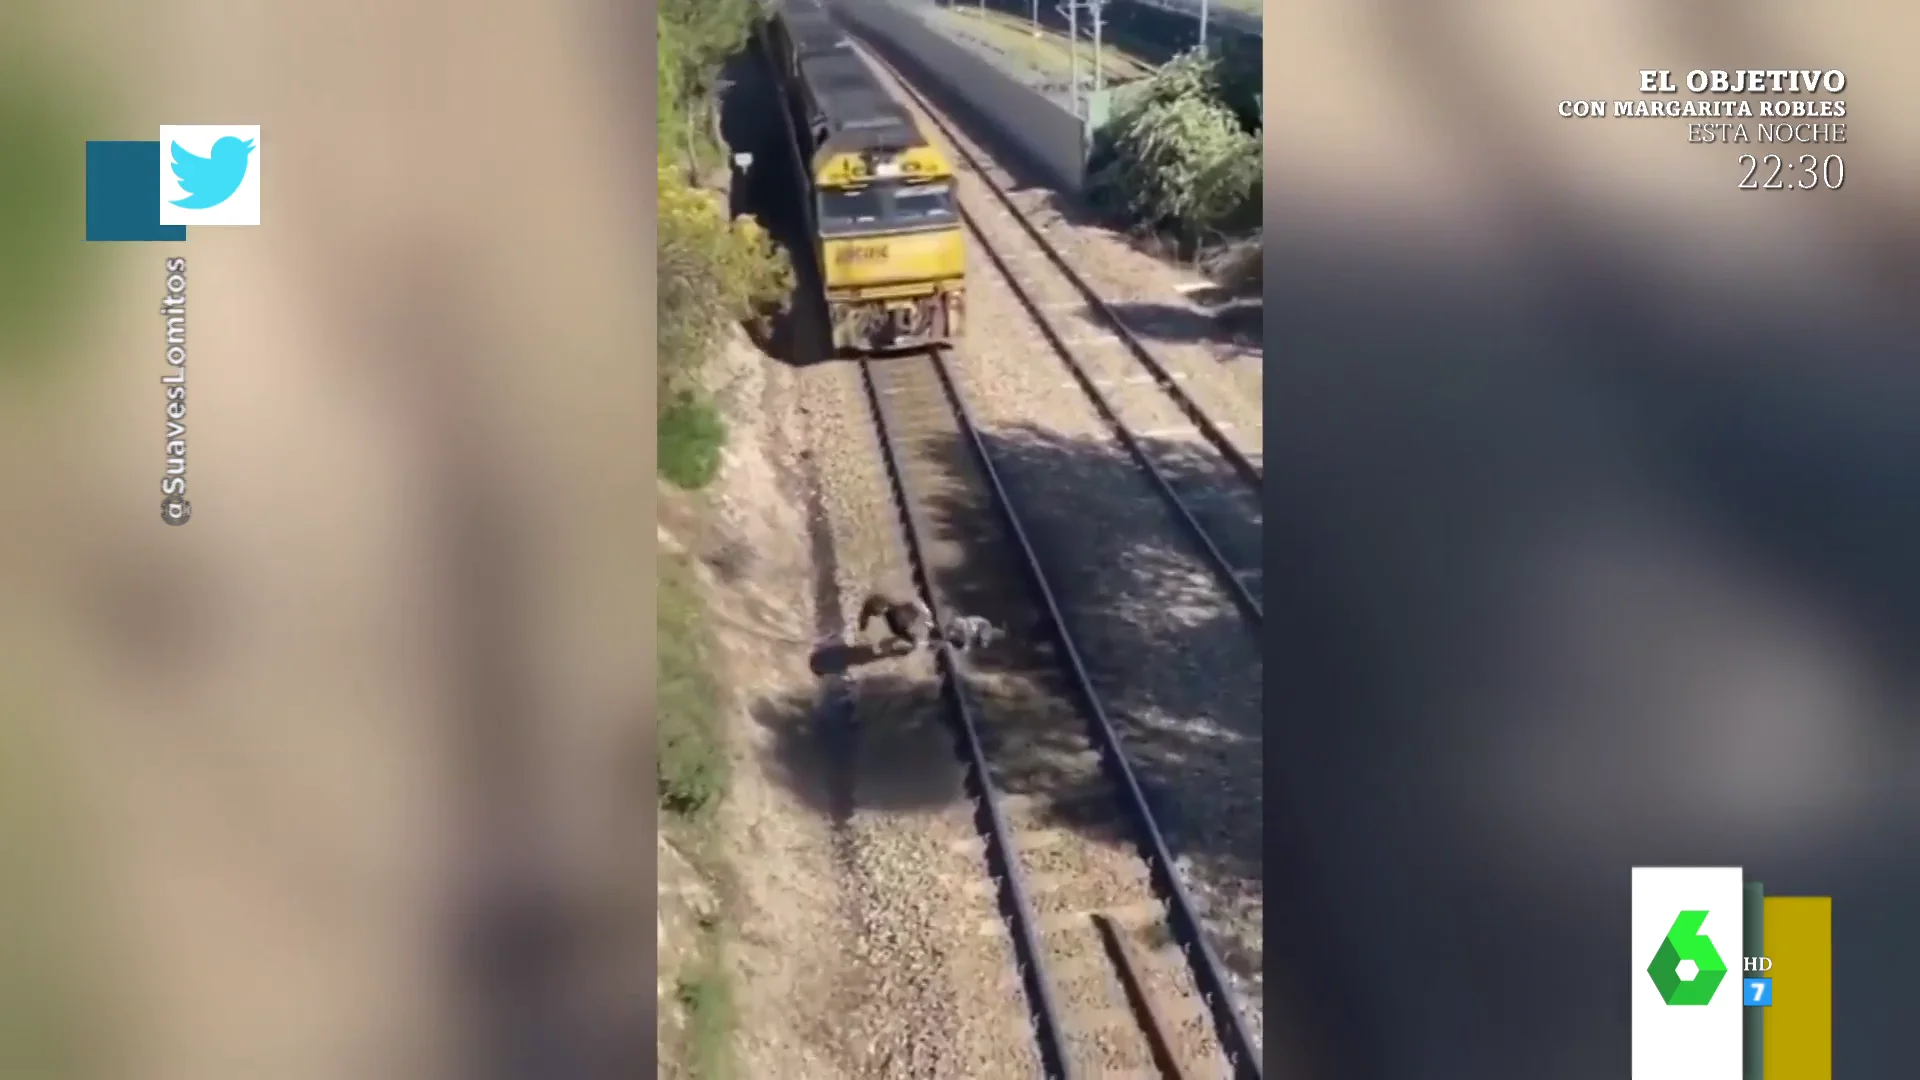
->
[[858, 593, 1002, 655]]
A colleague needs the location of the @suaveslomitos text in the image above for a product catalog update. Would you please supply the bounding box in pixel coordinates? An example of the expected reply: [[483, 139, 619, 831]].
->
[[161, 257, 191, 525]]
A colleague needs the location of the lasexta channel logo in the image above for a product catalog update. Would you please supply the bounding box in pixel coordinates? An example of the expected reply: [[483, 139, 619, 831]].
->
[[1647, 910, 1729, 1005]]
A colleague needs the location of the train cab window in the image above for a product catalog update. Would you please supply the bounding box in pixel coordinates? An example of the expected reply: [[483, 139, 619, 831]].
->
[[818, 181, 956, 235], [818, 188, 887, 234], [888, 183, 956, 227]]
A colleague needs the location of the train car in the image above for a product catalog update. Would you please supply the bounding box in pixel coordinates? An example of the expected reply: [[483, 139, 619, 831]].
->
[[763, 0, 965, 353], [764, 0, 846, 87]]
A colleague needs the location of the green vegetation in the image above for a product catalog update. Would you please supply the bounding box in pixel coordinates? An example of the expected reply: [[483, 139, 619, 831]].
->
[[658, 392, 730, 491], [658, 549, 736, 1078], [658, 0, 792, 493], [658, 551, 729, 821], [673, 942, 737, 1079], [659, 0, 759, 178], [0, 48, 103, 383], [658, 6, 790, 1070], [1086, 48, 1261, 261]]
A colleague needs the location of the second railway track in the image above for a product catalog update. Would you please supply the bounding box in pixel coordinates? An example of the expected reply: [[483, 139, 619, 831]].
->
[[849, 36, 1266, 629], [862, 350, 1262, 1079]]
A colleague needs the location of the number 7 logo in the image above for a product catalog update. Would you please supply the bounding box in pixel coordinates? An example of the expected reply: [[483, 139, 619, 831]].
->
[[1744, 977, 1773, 1007]]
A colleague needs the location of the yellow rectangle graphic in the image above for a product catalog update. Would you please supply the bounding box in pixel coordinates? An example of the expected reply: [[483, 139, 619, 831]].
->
[[1761, 896, 1832, 1080]]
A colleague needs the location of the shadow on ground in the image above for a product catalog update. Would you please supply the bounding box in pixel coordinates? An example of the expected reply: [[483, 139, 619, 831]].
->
[[1106, 299, 1264, 351], [746, 406, 1280, 1027], [747, 417, 1265, 842], [807, 640, 903, 676], [719, 41, 837, 369]]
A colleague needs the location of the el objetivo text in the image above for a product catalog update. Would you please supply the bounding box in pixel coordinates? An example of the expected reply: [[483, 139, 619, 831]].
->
[[1556, 68, 1848, 191]]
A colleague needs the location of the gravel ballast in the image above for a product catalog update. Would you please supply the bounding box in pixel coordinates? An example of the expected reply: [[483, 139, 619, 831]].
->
[[787, 356, 1043, 1078], [849, 43, 1271, 1049]]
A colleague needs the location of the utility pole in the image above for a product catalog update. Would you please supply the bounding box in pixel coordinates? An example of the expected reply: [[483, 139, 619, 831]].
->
[[1090, 0, 1105, 98], [1056, 0, 1106, 117], [1059, 0, 1080, 119], [1198, 0, 1209, 56]]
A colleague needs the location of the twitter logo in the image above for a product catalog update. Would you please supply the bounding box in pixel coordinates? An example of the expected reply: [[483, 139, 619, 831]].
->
[[170, 136, 252, 208], [159, 125, 262, 227]]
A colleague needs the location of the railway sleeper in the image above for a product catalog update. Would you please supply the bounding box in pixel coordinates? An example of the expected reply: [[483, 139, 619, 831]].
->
[[1063, 370, 1191, 393], [1165, 478, 1263, 509], [1059, 991, 1205, 1068], [1071, 992, 1217, 1055], [1045, 928, 1190, 989], [1002, 816, 1139, 853], [1023, 875, 1160, 923], [991, 787, 1115, 821], [960, 867, 1083, 902], [1034, 897, 1166, 936], [977, 744, 1103, 777], [1013, 909, 1228, 1076], [1135, 420, 1239, 440], [968, 892, 1162, 939], [1010, 819, 1147, 862]]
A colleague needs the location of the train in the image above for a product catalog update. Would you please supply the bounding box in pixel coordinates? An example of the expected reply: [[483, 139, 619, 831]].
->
[[760, 0, 966, 353]]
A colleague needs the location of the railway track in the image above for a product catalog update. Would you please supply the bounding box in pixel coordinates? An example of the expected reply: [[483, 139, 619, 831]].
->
[[852, 38, 1265, 629], [860, 349, 1263, 1079]]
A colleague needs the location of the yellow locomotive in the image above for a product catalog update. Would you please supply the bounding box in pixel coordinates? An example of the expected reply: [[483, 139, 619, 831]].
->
[[763, 0, 965, 353]]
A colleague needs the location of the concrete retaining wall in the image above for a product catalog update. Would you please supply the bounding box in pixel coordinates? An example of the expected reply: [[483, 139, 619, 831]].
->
[[829, 0, 1090, 193]]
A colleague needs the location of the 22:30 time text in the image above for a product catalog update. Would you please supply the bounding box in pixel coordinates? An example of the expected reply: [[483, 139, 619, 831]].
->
[[1739, 153, 1845, 190]]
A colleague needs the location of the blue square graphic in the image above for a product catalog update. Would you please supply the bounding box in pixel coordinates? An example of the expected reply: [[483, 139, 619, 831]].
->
[[1743, 977, 1773, 1007], [85, 141, 186, 242]]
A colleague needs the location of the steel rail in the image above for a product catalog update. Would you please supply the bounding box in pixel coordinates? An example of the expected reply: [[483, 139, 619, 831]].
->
[[859, 359, 1077, 1080], [863, 349, 1265, 1078], [861, 38, 1263, 493], [848, 38, 1262, 629], [961, 194, 1263, 627]]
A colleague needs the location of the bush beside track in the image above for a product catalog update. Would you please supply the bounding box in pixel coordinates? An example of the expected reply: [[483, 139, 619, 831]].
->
[[1085, 48, 1261, 286], [658, 0, 793, 492], [864, 2, 1260, 287]]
